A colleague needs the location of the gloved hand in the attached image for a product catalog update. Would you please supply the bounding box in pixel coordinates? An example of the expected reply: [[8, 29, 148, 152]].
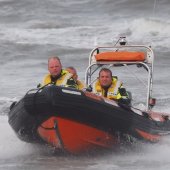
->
[[118, 98, 131, 106], [66, 78, 78, 89]]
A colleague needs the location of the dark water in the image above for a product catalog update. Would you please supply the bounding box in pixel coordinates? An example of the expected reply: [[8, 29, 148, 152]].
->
[[0, 0, 170, 169]]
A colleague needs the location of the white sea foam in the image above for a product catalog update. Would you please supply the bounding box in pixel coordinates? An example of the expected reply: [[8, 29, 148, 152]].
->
[[0, 17, 170, 49]]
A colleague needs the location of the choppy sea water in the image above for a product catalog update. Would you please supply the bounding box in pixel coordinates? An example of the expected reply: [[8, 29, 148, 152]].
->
[[0, 0, 170, 169]]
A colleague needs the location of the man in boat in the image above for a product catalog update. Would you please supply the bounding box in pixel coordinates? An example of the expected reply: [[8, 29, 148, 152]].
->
[[66, 66, 86, 90], [92, 68, 131, 105], [42, 56, 77, 88]]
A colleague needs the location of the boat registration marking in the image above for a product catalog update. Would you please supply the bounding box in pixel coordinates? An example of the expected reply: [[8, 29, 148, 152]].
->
[[62, 89, 82, 95]]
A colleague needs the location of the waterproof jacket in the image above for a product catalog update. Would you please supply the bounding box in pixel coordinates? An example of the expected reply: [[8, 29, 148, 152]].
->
[[43, 69, 76, 88], [92, 77, 129, 101]]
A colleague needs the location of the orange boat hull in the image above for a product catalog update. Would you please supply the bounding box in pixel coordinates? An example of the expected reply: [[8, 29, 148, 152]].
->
[[37, 116, 118, 154]]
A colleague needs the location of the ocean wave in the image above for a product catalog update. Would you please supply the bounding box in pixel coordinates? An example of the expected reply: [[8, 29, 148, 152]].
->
[[127, 18, 170, 47], [0, 17, 170, 50], [0, 97, 18, 115], [25, 20, 69, 29]]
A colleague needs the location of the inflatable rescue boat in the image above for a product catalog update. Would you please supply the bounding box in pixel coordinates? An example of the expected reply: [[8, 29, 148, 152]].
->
[[8, 37, 170, 154]]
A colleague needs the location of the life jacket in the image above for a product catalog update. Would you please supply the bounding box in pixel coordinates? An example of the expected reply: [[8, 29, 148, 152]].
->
[[92, 77, 122, 100], [76, 80, 86, 90], [43, 69, 73, 86]]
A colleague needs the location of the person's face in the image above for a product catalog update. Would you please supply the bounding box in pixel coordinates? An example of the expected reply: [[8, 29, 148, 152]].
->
[[67, 68, 78, 81], [48, 59, 62, 77], [99, 71, 112, 87]]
